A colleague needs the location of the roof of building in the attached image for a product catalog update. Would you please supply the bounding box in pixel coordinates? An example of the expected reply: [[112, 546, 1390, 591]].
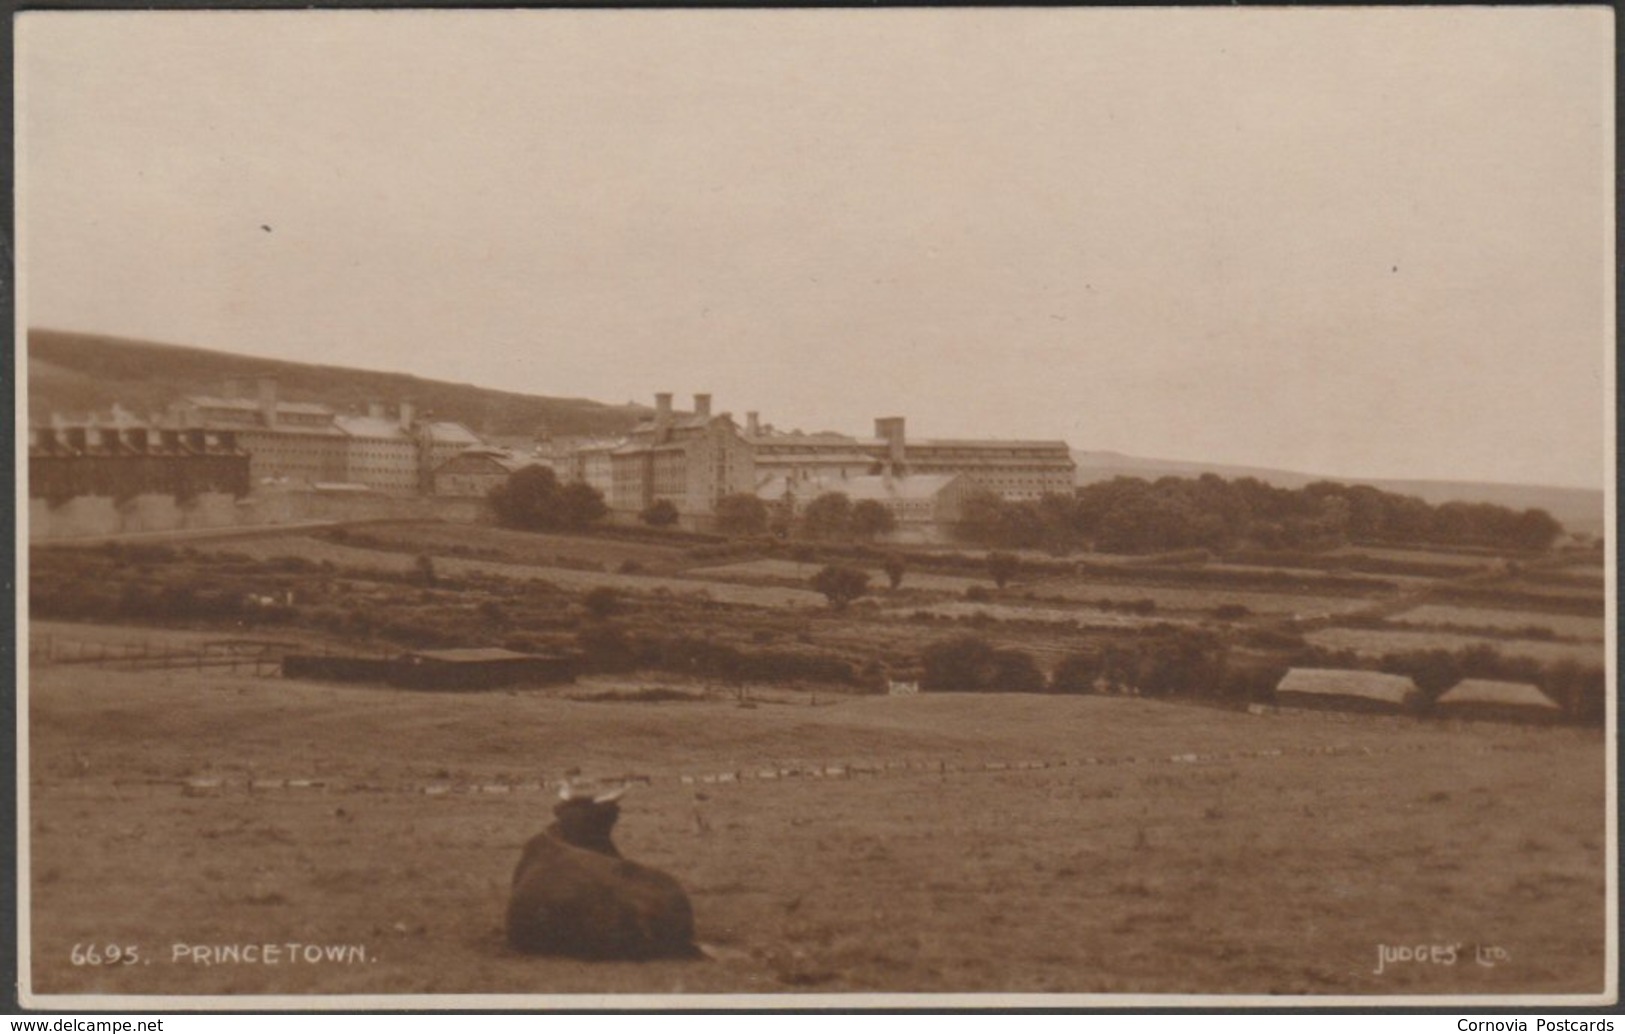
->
[[235, 424, 347, 438], [907, 438, 1075, 451], [434, 447, 531, 473], [426, 421, 482, 445], [632, 413, 717, 435], [335, 415, 413, 440], [567, 437, 630, 455], [185, 395, 336, 417], [756, 451, 877, 466], [334, 416, 482, 443], [1436, 679, 1560, 711], [746, 431, 866, 448], [1275, 668, 1418, 705]]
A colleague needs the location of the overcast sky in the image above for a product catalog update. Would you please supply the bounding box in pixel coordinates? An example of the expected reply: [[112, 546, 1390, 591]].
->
[[18, 8, 1613, 489]]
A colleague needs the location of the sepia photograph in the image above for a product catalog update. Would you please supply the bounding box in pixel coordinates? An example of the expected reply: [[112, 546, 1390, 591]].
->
[[14, 6, 1616, 1009]]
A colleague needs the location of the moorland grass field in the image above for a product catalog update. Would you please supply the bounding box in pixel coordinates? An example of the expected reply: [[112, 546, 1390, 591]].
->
[[27, 659, 1608, 1001]]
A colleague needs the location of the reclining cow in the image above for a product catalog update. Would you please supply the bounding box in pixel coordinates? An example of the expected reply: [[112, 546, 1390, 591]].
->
[[506, 784, 702, 960]]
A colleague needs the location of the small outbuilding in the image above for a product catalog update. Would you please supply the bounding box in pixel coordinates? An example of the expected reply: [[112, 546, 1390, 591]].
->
[[1434, 679, 1563, 724], [1274, 668, 1419, 714]]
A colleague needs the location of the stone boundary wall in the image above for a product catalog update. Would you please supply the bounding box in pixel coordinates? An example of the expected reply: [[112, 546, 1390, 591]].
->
[[28, 491, 485, 541], [166, 737, 1460, 798]]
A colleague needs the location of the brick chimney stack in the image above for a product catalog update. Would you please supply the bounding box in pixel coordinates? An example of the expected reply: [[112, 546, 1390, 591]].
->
[[257, 378, 278, 428], [654, 392, 673, 438], [694, 393, 712, 420], [874, 416, 906, 475], [746, 411, 760, 437]]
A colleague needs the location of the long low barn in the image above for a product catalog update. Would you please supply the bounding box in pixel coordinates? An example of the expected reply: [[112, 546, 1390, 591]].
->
[[1435, 679, 1563, 723], [1274, 668, 1419, 714]]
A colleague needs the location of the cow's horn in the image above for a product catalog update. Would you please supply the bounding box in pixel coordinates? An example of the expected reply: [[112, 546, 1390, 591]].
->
[[593, 786, 628, 804]]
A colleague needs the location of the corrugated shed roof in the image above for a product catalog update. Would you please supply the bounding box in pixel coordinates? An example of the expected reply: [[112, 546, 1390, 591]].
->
[[1276, 668, 1418, 706], [1436, 679, 1560, 711]]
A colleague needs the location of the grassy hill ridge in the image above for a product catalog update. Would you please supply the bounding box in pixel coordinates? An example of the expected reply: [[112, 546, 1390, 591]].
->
[[27, 328, 650, 440]]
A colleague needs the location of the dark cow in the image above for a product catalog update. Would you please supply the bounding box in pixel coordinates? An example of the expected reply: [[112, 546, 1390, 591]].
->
[[505, 785, 701, 960]]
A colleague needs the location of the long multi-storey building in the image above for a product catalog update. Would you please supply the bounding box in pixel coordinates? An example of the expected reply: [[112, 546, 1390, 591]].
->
[[173, 380, 482, 494], [547, 393, 1075, 529], [868, 417, 1076, 501], [174, 381, 347, 486], [28, 420, 250, 504], [743, 412, 1075, 501], [743, 410, 877, 485]]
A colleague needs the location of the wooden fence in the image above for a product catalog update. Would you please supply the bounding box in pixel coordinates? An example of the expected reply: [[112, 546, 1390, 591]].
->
[[29, 635, 296, 677]]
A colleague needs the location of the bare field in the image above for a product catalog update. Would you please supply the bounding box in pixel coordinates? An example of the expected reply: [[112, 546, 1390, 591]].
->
[[692, 558, 989, 594], [884, 600, 1191, 630], [1327, 546, 1493, 569], [1202, 562, 1431, 587], [1024, 577, 1375, 617], [1388, 607, 1606, 642], [28, 662, 1606, 998], [336, 522, 691, 573], [199, 534, 825, 609], [1305, 628, 1606, 667]]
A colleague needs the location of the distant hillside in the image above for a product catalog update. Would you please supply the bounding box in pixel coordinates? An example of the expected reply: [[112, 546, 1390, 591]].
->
[[1073, 450, 1605, 539], [27, 328, 649, 440]]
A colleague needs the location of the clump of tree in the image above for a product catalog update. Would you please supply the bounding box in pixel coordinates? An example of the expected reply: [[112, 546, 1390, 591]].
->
[[639, 499, 679, 527], [581, 586, 621, 619], [882, 552, 907, 590], [488, 466, 607, 532], [810, 564, 869, 611], [1050, 651, 1101, 694], [715, 493, 769, 537], [1095, 629, 1227, 699], [920, 635, 1043, 693], [986, 551, 1020, 589], [1541, 660, 1607, 726], [413, 553, 438, 587], [956, 475, 1565, 555], [802, 492, 854, 540], [850, 499, 896, 541]]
